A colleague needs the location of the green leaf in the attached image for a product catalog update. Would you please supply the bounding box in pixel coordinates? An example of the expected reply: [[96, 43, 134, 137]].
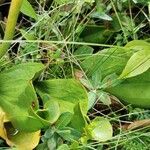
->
[[20, 29, 36, 40], [0, 108, 40, 149], [74, 45, 94, 59], [44, 127, 54, 139], [57, 144, 70, 150], [82, 41, 150, 80], [69, 103, 87, 133], [0, 62, 49, 132], [82, 47, 134, 79], [80, 78, 93, 90], [97, 91, 111, 106], [101, 73, 122, 89], [21, 0, 37, 20], [44, 100, 60, 124], [57, 127, 81, 141], [80, 25, 113, 43], [125, 40, 150, 51], [7, 131, 40, 150], [88, 91, 97, 110], [85, 117, 113, 142], [91, 12, 112, 21], [74, 46, 94, 55], [70, 141, 79, 149], [120, 49, 150, 79], [35, 79, 88, 114], [55, 112, 73, 129], [106, 70, 150, 108], [91, 69, 102, 88], [47, 136, 57, 150]]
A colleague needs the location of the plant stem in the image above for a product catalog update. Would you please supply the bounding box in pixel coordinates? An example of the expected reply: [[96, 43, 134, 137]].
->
[[0, 0, 23, 59]]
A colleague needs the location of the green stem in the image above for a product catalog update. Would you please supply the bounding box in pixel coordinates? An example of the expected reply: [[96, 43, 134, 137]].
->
[[0, 0, 23, 59]]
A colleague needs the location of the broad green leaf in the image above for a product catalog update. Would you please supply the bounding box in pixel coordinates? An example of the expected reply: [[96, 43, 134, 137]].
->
[[82, 41, 149, 80], [21, 0, 37, 20], [85, 117, 113, 142], [106, 70, 150, 108], [35, 79, 88, 114], [0, 62, 49, 132], [120, 47, 150, 79], [81, 47, 134, 79], [69, 103, 87, 133]]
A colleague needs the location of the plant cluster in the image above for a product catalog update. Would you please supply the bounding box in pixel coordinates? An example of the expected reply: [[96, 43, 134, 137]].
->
[[0, 0, 150, 150]]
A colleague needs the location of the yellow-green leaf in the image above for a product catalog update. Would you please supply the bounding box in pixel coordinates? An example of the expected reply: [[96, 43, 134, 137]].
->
[[0, 108, 40, 150], [120, 49, 150, 79], [21, 0, 37, 20], [85, 117, 113, 142]]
